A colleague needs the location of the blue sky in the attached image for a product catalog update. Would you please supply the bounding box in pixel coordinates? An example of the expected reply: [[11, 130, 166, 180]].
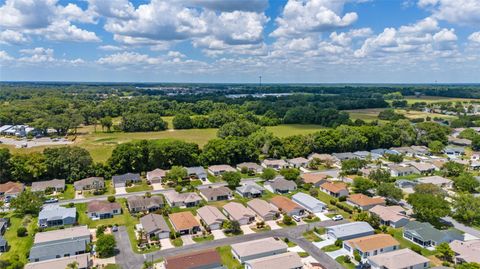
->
[[0, 0, 480, 83]]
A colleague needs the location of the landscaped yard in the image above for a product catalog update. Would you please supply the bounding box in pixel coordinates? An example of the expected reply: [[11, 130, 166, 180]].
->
[[126, 181, 153, 193], [302, 230, 322, 242], [321, 244, 342, 252], [59, 184, 75, 200], [171, 237, 183, 247], [217, 246, 242, 269], [0, 213, 37, 264], [388, 228, 437, 256], [192, 234, 214, 243], [277, 219, 297, 228], [335, 256, 356, 269]]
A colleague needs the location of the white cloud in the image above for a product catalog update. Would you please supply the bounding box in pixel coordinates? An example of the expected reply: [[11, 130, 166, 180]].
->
[[0, 50, 14, 61], [0, 29, 28, 45], [183, 0, 269, 12], [97, 51, 161, 65], [271, 0, 358, 38], [98, 45, 124, 51], [0, 0, 99, 42], [418, 0, 480, 25], [469, 32, 480, 43]]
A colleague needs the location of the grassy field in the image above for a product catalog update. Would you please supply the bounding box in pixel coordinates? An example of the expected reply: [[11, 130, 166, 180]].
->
[[0, 214, 37, 264], [346, 108, 386, 122], [404, 96, 478, 104], [217, 246, 242, 269]]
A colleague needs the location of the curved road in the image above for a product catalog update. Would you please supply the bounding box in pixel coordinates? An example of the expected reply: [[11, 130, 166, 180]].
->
[[114, 220, 347, 269]]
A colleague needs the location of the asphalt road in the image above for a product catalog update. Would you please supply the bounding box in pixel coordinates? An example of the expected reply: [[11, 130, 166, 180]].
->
[[114, 220, 347, 269], [442, 216, 480, 238]]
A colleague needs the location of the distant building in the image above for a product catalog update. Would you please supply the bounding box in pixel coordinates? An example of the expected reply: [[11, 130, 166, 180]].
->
[[112, 173, 141, 188], [74, 177, 105, 191], [291, 192, 326, 213], [207, 165, 236, 176], [264, 177, 297, 194], [146, 168, 166, 184], [31, 179, 65, 193]]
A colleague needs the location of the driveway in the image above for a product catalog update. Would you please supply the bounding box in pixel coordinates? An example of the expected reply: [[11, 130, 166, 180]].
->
[[115, 187, 127, 195], [241, 225, 255, 235], [266, 220, 281, 230], [211, 229, 226, 239], [326, 249, 349, 259], [152, 183, 163, 190], [315, 212, 331, 221], [160, 238, 173, 250], [313, 238, 335, 249], [181, 235, 195, 245]]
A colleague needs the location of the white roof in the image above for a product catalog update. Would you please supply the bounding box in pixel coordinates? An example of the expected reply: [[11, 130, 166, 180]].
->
[[231, 237, 287, 257], [368, 248, 429, 269], [34, 226, 90, 244], [245, 252, 302, 269]]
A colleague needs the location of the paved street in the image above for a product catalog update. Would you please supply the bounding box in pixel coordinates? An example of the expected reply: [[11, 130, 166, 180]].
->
[[442, 216, 480, 238], [114, 220, 347, 269]]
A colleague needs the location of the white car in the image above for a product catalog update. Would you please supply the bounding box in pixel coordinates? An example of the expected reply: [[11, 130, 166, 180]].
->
[[292, 215, 301, 222], [332, 215, 343, 221]]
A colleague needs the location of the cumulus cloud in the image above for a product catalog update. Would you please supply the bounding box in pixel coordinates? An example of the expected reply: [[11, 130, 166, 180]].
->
[[418, 0, 480, 25], [0, 0, 99, 42], [0, 30, 28, 45], [469, 32, 480, 43], [183, 0, 269, 12], [271, 0, 358, 38]]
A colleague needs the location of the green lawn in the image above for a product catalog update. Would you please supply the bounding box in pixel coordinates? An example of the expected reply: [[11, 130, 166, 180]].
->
[[389, 228, 437, 256], [216, 246, 242, 269], [83, 179, 115, 197], [60, 184, 76, 200], [251, 225, 271, 233], [171, 237, 183, 247], [265, 124, 325, 137], [321, 244, 342, 252], [336, 256, 356, 269], [104, 264, 122, 269], [303, 230, 322, 242], [126, 181, 153, 193], [0, 214, 37, 264], [298, 252, 310, 258], [277, 220, 297, 228], [192, 234, 214, 243]]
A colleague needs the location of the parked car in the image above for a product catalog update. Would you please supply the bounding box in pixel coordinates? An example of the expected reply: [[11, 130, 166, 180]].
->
[[44, 198, 59, 204], [292, 215, 301, 222], [112, 225, 118, 232], [332, 215, 343, 221]]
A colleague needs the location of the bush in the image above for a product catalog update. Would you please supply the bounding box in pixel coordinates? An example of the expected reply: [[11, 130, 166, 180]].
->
[[96, 225, 106, 237], [334, 239, 343, 247], [107, 196, 115, 203], [17, 227, 27, 237], [411, 244, 422, 254], [174, 185, 183, 192], [338, 196, 347, 202], [330, 199, 337, 205], [354, 250, 361, 262], [283, 215, 293, 225]]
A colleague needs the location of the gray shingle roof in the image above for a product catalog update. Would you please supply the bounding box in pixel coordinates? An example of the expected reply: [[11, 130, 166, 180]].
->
[[405, 221, 463, 243], [140, 214, 170, 234], [38, 205, 76, 222]]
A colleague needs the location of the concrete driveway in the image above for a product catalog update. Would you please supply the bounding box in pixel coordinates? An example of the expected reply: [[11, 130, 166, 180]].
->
[[152, 183, 163, 190], [211, 229, 226, 239], [241, 225, 255, 235], [315, 212, 331, 221], [115, 187, 127, 195], [266, 220, 281, 230], [313, 239, 335, 249], [181, 235, 195, 245], [160, 238, 173, 250], [326, 249, 349, 259]]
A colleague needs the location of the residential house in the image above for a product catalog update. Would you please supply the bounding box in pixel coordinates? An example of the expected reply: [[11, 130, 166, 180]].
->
[[73, 177, 105, 191], [244, 252, 303, 269], [369, 205, 410, 228], [449, 239, 480, 264], [112, 173, 141, 188], [371, 148, 399, 156], [354, 151, 382, 160], [87, 200, 121, 220], [444, 146, 465, 157], [347, 194, 386, 211], [426, 158, 447, 170], [367, 248, 430, 269], [231, 237, 287, 263], [319, 181, 349, 198], [0, 181, 24, 202], [308, 153, 339, 164], [186, 166, 208, 181], [287, 157, 309, 168], [140, 213, 170, 239], [164, 191, 202, 208], [29, 226, 91, 262], [0, 236, 7, 252], [236, 182, 265, 198], [199, 186, 232, 202], [403, 221, 463, 248], [264, 177, 297, 194], [448, 136, 472, 146], [168, 211, 201, 235], [31, 179, 65, 193], [326, 221, 374, 241], [411, 145, 431, 156], [247, 198, 279, 221], [25, 254, 91, 269], [332, 152, 358, 161], [207, 164, 236, 176], [388, 164, 420, 177], [222, 202, 256, 225], [197, 205, 227, 230], [301, 173, 328, 187], [408, 162, 437, 174], [417, 176, 453, 189], [146, 168, 166, 184], [390, 147, 416, 157], [261, 159, 288, 170], [291, 192, 326, 213], [236, 162, 263, 174], [164, 249, 223, 269], [395, 179, 417, 194], [343, 234, 400, 263], [270, 196, 305, 217], [38, 205, 76, 228], [126, 195, 164, 213]]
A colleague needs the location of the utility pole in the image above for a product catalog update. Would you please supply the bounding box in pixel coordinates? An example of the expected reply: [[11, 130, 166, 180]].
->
[[259, 75, 262, 86]]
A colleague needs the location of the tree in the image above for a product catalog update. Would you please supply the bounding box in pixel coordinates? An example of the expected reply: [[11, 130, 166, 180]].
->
[[341, 159, 366, 175], [164, 166, 188, 186], [107, 196, 116, 203], [414, 183, 444, 196], [472, 136, 480, 151], [172, 114, 193, 129], [428, 140, 444, 154], [452, 193, 480, 225], [279, 168, 300, 181], [261, 168, 276, 180], [377, 183, 403, 201], [353, 177, 376, 194], [457, 263, 480, 269], [120, 113, 167, 132], [222, 171, 241, 189], [223, 220, 241, 235], [0, 148, 11, 183], [16, 227, 27, 237], [8, 153, 47, 183], [454, 173, 480, 193], [217, 120, 260, 138], [386, 153, 403, 163], [10, 190, 44, 215], [100, 116, 113, 132], [407, 192, 450, 224], [96, 234, 116, 258], [282, 215, 293, 225], [435, 242, 454, 262], [368, 169, 392, 184], [43, 146, 93, 182], [442, 161, 465, 177], [309, 188, 319, 197]]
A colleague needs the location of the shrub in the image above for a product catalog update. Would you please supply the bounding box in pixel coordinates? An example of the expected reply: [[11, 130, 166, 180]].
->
[[96, 225, 106, 237], [17, 227, 27, 237], [338, 196, 347, 202], [174, 185, 183, 192], [334, 239, 343, 247], [283, 215, 293, 225], [107, 196, 115, 203], [354, 250, 361, 262], [411, 244, 422, 254]]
